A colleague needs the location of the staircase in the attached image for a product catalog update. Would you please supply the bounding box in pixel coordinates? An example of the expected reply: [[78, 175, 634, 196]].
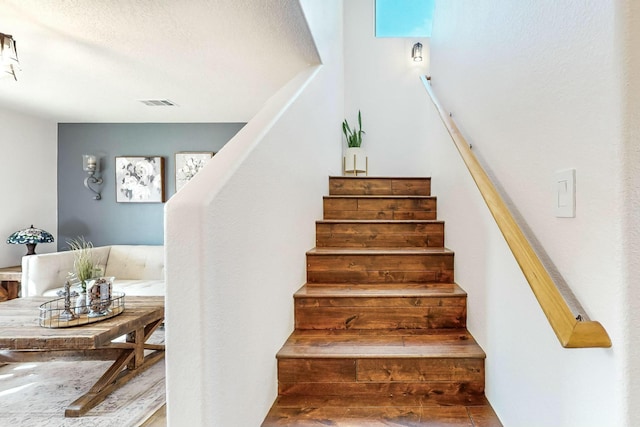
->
[[262, 177, 502, 427]]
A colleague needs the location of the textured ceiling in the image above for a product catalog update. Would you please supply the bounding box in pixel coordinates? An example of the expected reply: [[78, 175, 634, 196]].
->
[[0, 0, 319, 123]]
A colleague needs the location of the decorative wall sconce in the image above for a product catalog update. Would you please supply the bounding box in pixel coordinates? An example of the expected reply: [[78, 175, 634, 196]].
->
[[83, 154, 103, 200], [411, 42, 423, 62], [0, 32, 20, 80], [7, 225, 54, 255]]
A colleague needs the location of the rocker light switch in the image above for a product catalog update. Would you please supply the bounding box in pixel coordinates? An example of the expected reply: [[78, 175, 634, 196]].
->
[[554, 169, 575, 218]]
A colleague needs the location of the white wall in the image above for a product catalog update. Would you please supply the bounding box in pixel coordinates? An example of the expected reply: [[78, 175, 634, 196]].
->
[[343, 0, 431, 176], [0, 109, 57, 267], [622, 2, 640, 425], [428, 1, 627, 426], [164, 2, 343, 426]]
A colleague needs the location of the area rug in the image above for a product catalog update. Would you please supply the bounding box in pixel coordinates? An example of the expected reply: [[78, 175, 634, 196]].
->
[[0, 332, 165, 427]]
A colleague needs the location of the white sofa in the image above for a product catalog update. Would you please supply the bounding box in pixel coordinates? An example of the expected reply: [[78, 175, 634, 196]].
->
[[21, 245, 165, 297]]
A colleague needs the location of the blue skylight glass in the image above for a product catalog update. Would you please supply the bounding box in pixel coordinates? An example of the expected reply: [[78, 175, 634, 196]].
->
[[375, 0, 435, 38]]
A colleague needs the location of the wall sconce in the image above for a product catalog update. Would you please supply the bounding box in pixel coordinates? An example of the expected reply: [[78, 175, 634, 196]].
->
[[83, 154, 103, 200], [0, 32, 20, 80], [411, 42, 423, 62]]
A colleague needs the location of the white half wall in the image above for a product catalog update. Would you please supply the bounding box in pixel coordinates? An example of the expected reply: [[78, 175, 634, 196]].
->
[[622, 2, 640, 425], [343, 0, 431, 177], [164, 2, 343, 425], [428, 1, 626, 426], [0, 109, 57, 267]]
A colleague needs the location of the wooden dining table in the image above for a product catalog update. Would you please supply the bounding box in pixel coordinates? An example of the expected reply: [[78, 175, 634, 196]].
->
[[0, 296, 165, 417]]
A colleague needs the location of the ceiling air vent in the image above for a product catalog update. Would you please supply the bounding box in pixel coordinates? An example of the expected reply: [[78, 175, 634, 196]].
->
[[139, 99, 177, 106]]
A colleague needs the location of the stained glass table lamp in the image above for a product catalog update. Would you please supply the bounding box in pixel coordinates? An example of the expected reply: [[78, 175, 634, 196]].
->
[[7, 225, 54, 255]]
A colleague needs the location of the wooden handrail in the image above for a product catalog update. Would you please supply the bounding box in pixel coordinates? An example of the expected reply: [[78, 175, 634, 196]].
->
[[421, 76, 611, 348]]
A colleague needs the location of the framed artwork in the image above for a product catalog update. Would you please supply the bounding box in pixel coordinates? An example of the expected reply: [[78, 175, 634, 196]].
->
[[115, 156, 165, 203], [175, 151, 215, 192]]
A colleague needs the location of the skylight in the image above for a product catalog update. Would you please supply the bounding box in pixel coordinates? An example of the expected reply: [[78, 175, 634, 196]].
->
[[375, 0, 435, 38]]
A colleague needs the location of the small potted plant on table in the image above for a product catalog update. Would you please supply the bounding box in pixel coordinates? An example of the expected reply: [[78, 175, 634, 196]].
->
[[67, 237, 100, 314]]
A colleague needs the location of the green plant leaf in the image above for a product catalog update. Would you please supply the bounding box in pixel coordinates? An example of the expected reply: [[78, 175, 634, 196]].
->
[[342, 111, 364, 148]]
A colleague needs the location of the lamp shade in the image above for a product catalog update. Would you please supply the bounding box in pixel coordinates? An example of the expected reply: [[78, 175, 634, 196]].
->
[[411, 42, 423, 62], [7, 225, 54, 255]]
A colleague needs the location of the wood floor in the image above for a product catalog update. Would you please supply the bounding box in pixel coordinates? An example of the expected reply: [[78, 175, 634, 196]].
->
[[140, 404, 166, 426], [262, 177, 502, 426]]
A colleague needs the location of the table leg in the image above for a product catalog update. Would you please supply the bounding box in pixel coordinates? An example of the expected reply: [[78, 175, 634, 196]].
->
[[64, 318, 165, 417], [0, 281, 19, 301]]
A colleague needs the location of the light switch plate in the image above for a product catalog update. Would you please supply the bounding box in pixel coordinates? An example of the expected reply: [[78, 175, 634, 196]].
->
[[554, 169, 575, 218]]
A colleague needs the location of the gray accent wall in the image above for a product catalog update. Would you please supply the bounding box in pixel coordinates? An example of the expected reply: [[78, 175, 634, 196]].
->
[[58, 123, 244, 250]]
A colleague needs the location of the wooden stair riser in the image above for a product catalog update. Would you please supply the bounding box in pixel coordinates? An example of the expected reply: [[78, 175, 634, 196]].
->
[[306, 253, 454, 284], [329, 177, 431, 196], [316, 221, 445, 248], [295, 297, 467, 330], [323, 196, 437, 220], [278, 358, 484, 385]]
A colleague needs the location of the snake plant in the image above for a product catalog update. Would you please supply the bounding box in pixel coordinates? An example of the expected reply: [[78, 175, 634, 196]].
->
[[342, 110, 365, 148]]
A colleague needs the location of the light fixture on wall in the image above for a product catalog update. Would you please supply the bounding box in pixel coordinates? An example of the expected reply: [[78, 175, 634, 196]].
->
[[0, 32, 20, 80], [7, 225, 54, 255], [83, 154, 103, 200], [411, 42, 423, 62]]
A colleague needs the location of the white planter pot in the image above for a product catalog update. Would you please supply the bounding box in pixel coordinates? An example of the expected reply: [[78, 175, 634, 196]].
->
[[343, 147, 367, 175]]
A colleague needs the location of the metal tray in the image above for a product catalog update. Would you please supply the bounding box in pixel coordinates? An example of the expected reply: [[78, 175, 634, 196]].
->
[[39, 292, 125, 328]]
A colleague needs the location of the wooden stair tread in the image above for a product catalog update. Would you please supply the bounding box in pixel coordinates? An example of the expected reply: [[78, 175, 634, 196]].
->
[[263, 399, 501, 427], [317, 219, 444, 224], [329, 176, 431, 180], [271, 393, 493, 408], [277, 329, 486, 359], [324, 195, 435, 199], [295, 283, 466, 298], [307, 247, 453, 255]]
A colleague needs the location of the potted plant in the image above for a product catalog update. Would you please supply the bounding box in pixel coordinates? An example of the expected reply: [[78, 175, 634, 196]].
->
[[67, 237, 97, 290], [342, 110, 367, 175], [67, 237, 100, 314]]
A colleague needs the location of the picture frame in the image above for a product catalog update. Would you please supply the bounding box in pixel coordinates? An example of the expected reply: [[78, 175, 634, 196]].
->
[[115, 156, 165, 203], [175, 151, 215, 192]]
